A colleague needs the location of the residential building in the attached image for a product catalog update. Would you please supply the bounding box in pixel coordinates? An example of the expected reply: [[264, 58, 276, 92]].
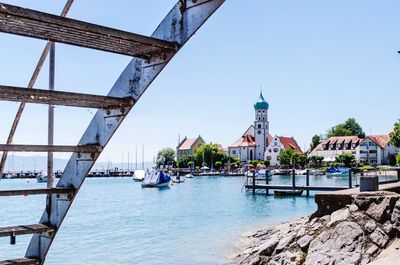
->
[[176, 136, 205, 161], [309, 135, 400, 165], [265, 135, 303, 166]]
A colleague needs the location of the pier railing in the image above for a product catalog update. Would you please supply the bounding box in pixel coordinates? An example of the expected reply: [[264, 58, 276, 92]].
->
[[245, 169, 400, 196]]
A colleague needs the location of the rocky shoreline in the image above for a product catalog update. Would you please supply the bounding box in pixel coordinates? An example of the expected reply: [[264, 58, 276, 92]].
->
[[233, 191, 400, 265]]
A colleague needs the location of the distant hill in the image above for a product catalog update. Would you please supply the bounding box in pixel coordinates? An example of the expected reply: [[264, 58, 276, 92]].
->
[[2, 155, 154, 172]]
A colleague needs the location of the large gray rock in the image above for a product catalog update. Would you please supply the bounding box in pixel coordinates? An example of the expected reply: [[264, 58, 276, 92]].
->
[[257, 236, 280, 256], [391, 199, 400, 227], [365, 220, 377, 233], [366, 197, 392, 222], [305, 222, 363, 265], [366, 244, 379, 256], [370, 228, 389, 248], [297, 235, 313, 251], [275, 232, 296, 253], [327, 208, 350, 227]]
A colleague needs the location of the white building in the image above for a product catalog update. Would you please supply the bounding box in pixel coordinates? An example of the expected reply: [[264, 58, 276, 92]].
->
[[265, 135, 303, 166], [309, 135, 399, 165], [228, 92, 302, 165]]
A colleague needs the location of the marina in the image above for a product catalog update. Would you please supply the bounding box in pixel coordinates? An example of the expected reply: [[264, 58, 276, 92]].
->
[[0, 176, 317, 265]]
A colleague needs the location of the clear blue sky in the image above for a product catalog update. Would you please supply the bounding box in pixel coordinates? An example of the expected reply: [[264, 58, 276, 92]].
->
[[1, 0, 400, 165]]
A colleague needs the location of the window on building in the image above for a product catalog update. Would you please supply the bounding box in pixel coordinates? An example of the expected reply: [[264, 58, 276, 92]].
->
[[257, 124, 262, 128], [369, 150, 377, 154], [257, 130, 262, 135], [232, 150, 236, 155], [369, 142, 377, 147], [360, 150, 368, 154], [262, 117, 265, 120]]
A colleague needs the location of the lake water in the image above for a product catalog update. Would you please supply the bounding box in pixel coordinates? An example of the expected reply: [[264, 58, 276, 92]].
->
[[0, 174, 397, 264]]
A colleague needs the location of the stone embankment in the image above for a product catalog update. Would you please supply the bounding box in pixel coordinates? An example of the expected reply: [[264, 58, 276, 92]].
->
[[234, 191, 400, 265]]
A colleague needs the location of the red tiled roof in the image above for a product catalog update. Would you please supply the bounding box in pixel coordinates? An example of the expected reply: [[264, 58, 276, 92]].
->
[[267, 134, 273, 144], [177, 138, 196, 150], [369, 135, 390, 149], [229, 135, 256, 148], [279, 136, 303, 154]]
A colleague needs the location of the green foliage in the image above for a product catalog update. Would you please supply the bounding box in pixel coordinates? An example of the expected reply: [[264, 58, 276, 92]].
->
[[397, 153, 400, 165], [279, 148, 299, 166], [215, 161, 222, 170], [358, 165, 375, 171], [310, 135, 322, 150], [335, 153, 356, 167], [389, 120, 400, 148], [194, 143, 231, 169], [297, 154, 309, 167], [327, 118, 364, 138], [179, 155, 194, 168], [187, 161, 194, 169], [310, 156, 324, 168], [388, 154, 397, 167], [264, 160, 270, 167], [156, 148, 176, 168]]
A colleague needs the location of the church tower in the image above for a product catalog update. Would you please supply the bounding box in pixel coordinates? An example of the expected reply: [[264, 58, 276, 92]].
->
[[253, 91, 269, 160]]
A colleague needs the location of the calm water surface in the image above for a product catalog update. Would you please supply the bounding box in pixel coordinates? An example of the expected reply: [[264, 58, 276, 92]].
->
[[0, 174, 396, 264]]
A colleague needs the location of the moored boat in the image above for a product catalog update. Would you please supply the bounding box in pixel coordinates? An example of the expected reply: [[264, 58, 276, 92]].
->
[[325, 167, 350, 177], [274, 189, 303, 196], [141, 170, 171, 188], [36, 174, 48, 183], [132, 170, 145, 181], [172, 175, 185, 183]]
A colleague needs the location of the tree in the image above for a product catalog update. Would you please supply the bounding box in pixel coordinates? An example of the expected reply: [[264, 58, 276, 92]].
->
[[327, 118, 364, 137], [397, 153, 400, 165], [179, 155, 194, 168], [336, 153, 356, 167], [310, 135, 322, 150], [279, 148, 299, 166], [215, 161, 222, 170], [310, 156, 324, 168], [194, 143, 230, 168], [264, 160, 270, 167], [389, 120, 400, 148], [156, 148, 176, 168], [296, 154, 309, 167]]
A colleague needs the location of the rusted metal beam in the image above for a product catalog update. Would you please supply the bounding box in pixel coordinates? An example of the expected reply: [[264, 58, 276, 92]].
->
[[0, 144, 102, 153], [0, 0, 75, 179], [0, 258, 39, 265], [0, 2, 179, 58], [47, 42, 55, 189], [0, 188, 73, 197], [0, 224, 54, 237], [0, 85, 134, 109]]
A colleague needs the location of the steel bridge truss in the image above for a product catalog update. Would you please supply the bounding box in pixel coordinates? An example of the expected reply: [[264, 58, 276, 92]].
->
[[0, 1, 225, 264]]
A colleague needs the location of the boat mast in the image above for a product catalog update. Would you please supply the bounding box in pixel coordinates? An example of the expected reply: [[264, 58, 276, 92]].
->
[[142, 144, 144, 170]]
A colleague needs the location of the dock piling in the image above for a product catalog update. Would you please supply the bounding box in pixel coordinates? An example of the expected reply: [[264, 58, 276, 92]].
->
[[349, 170, 352, 188], [292, 169, 296, 189], [306, 170, 310, 197], [252, 171, 256, 195], [397, 169, 400, 182], [265, 171, 269, 195]]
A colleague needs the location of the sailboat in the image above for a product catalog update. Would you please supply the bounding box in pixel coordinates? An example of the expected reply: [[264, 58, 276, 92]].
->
[[141, 170, 171, 188]]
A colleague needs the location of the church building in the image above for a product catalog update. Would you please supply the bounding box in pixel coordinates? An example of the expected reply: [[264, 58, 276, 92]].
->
[[228, 92, 302, 166]]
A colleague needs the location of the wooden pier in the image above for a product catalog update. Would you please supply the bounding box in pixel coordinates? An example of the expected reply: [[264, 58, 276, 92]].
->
[[245, 169, 400, 196]]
